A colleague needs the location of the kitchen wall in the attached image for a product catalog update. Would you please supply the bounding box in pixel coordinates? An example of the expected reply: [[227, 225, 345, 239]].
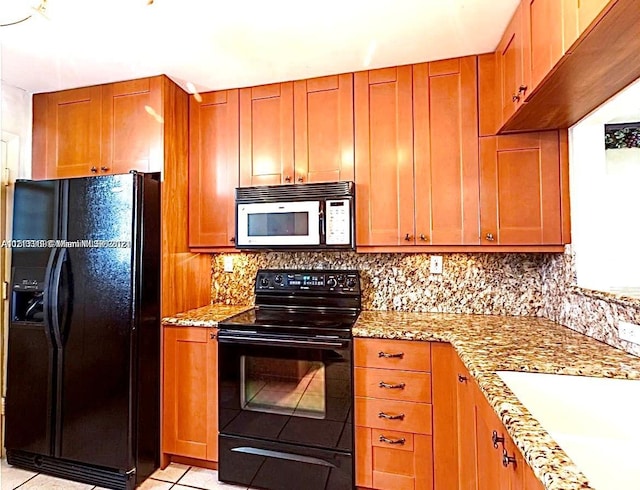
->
[[211, 252, 547, 315], [1, 81, 32, 179], [542, 246, 640, 357]]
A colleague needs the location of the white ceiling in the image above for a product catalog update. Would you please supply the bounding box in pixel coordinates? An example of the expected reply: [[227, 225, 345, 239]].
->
[[0, 0, 519, 95]]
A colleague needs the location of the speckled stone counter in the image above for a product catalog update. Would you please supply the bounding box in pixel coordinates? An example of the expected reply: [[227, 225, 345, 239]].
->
[[354, 311, 640, 490], [161, 304, 251, 327]]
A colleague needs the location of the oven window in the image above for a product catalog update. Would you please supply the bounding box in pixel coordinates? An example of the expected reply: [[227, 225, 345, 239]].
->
[[240, 356, 326, 419], [247, 212, 309, 237]]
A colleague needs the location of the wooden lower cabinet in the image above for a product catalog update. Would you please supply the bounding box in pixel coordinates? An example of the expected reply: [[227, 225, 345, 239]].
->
[[354, 338, 433, 490], [430, 343, 545, 490], [162, 326, 218, 462]]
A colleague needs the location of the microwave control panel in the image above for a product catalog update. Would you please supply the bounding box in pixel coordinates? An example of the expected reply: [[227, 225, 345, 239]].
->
[[325, 199, 351, 245]]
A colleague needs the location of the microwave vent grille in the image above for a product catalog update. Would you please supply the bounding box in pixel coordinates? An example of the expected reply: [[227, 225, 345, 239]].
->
[[236, 181, 354, 202]]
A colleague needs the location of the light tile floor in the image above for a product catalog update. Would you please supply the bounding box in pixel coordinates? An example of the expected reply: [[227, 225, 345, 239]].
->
[[0, 460, 251, 490]]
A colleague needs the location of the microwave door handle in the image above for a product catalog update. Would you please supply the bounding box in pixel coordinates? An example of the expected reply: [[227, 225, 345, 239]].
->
[[319, 203, 326, 243]]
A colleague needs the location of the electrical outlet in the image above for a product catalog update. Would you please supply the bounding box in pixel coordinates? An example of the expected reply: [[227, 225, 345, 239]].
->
[[618, 321, 640, 344], [430, 255, 443, 274], [223, 256, 234, 273]]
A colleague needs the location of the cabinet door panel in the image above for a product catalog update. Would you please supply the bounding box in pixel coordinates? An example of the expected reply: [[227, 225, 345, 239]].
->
[[480, 132, 562, 245], [102, 77, 164, 173], [474, 402, 508, 490], [43, 86, 102, 178], [239, 83, 294, 186], [355, 66, 414, 246], [294, 74, 354, 183], [414, 57, 479, 245], [163, 327, 217, 461], [355, 426, 373, 488], [528, 0, 565, 91], [189, 90, 239, 248]]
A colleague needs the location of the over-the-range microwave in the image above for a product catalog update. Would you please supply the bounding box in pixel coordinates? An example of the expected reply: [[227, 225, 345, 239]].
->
[[235, 181, 355, 250]]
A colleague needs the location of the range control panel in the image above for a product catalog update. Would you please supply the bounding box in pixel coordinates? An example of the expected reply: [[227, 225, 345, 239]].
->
[[255, 269, 360, 293]]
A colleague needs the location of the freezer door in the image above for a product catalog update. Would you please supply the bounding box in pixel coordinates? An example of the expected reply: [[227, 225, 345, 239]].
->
[[56, 174, 138, 470], [5, 180, 59, 456]]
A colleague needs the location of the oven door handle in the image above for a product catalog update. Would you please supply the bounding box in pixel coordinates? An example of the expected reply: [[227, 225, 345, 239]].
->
[[217, 332, 350, 350]]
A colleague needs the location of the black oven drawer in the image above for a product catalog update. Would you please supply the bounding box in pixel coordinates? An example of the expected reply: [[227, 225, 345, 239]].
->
[[219, 434, 353, 490]]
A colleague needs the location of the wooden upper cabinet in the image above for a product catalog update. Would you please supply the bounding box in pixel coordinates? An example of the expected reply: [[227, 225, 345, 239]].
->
[[479, 131, 563, 245], [162, 326, 218, 462], [293, 74, 354, 183], [189, 90, 239, 249], [355, 66, 415, 247], [497, 3, 529, 124], [33, 75, 171, 180], [33, 86, 103, 180], [102, 76, 164, 174], [239, 82, 294, 186], [563, 0, 616, 50], [526, 0, 564, 92], [413, 57, 480, 246]]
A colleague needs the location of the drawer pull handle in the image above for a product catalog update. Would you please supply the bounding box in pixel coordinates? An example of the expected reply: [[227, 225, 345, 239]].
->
[[378, 411, 405, 421], [378, 351, 404, 359], [379, 381, 406, 390], [379, 435, 406, 445], [502, 449, 517, 468], [492, 430, 505, 449], [457, 374, 468, 383]]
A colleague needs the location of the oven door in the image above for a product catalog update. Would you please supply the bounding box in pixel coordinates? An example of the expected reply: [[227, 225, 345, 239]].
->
[[218, 331, 353, 452], [236, 201, 321, 247]]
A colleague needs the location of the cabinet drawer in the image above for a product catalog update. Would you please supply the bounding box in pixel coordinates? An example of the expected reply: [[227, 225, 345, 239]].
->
[[354, 339, 431, 371], [355, 397, 432, 435], [355, 367, 432, 403]]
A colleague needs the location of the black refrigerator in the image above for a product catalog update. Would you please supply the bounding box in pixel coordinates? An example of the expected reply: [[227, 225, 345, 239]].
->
[[5, 172, 161, 490]]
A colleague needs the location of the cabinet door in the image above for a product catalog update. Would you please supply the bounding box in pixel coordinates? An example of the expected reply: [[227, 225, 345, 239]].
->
[[474, 398, 509, 490], [355, 66, 414, 246], [498, 3, 529, 123], [163, 326, 218, 461], [455, 357, 478, 490], [479, 131, 562, 245], [413, 57, 479, 245], [527, 0, 565, 91], [189, 90, 239, 248], [102, 76, 164, 174], [239, 83, 294, 186], [563, 0, 614, 52], [37, 86, 102, 179], [293, 74, 354, 183]]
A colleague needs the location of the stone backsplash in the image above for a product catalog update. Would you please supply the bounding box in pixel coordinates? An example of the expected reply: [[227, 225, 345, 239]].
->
[[542, 246, 640, 357], [211, 252, 547, 315]]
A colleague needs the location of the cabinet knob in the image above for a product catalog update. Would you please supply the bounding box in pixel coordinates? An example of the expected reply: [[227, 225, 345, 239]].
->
[[512, 93, 520, 102], [419, 234, 428, 242], [284, 176, 292, 183], [457, 374, 468, 383], [297, 176, 304, 183], [404, 233, 413, 242], [518, 85, 528, 94], [209, 331, 216, 340], [485, 233, 495, 242], [100, 166, 110, 172], [492, 430, 505, 449], [229, 237, 235, 243], [502, 449, 517, 468], [90, 166, 98, 173]]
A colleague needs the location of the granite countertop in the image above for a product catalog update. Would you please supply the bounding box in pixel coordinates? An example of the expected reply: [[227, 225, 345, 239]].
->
[[161, 304, 251, 327], [353, 311, 640, 490], [162, 305, 640, 489]]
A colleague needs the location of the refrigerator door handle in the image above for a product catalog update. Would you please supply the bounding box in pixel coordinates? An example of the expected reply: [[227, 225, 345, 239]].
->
[[43, 247, 60, 348], [49, 248, 68, 348]]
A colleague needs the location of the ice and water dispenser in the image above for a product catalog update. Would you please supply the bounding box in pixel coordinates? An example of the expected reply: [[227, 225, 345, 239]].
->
[[11, 267, 46, 323]]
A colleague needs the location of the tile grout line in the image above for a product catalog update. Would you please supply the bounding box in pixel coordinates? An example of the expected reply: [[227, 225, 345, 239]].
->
[[11, 470, 40, 489]]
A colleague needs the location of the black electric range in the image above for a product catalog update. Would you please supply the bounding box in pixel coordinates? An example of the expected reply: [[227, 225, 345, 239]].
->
[[217, 269, 361, 490]]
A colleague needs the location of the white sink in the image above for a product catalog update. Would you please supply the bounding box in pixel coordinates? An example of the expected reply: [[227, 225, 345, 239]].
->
[[496, 371, 640, 490]]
